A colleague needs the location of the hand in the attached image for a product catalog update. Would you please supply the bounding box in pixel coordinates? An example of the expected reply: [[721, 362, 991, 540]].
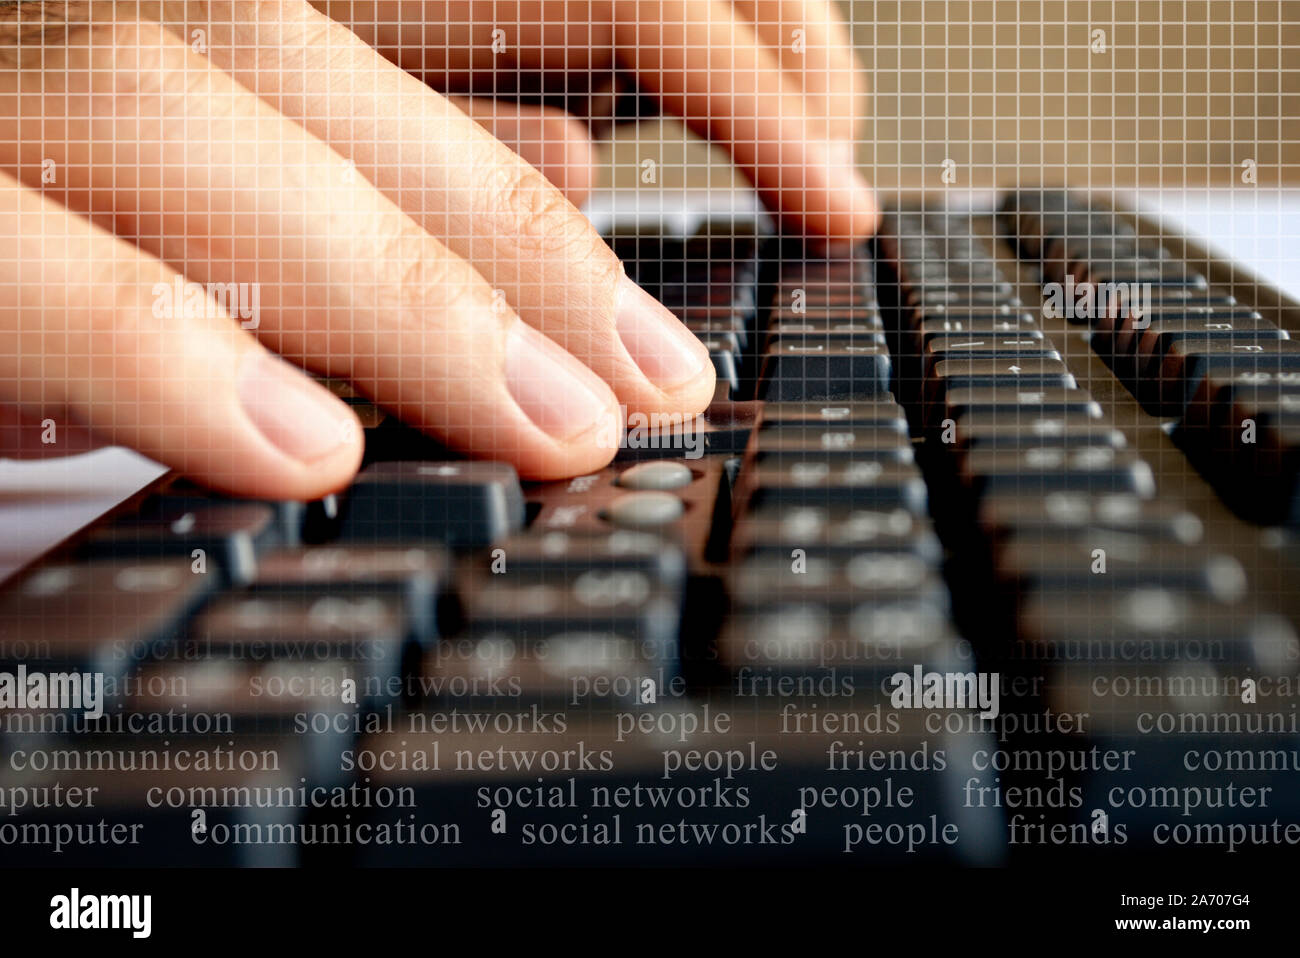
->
[[0, 0, 877, 500]]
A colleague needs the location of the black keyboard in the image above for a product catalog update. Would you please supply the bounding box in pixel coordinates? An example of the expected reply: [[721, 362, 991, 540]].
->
[[2, 190, 1298, 866]]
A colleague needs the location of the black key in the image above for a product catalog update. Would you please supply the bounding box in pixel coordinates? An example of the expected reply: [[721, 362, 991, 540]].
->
[[0, 559, 213, 682], [1152, 339, 1300, 415], [1132, 318, 1289, 384], [759, 340, 893, 401], [614, 400, 759, 460], [81, 501, 278, 586], [187, 594, 410, 695], [772, 285, 876, 309], [1018, 590, 1292, 667], [764, 302, 889, 324], [732, 505, 942, 561], [912, 316, 1041, 361], [1185, 386, 1300, 524], [753, 426, 915, 463], [1094, 307, 1266, 366], [718, 591, 959, 676], [762, 326, 889, 355], [759, 399, 909, 430], [1081, 262, 1207, 288], [941, 387, 1103, 428], [730, 553, 946, 605], [488, 529, 688, 584], [253, 545, 451, 642], [951, 413, 1126, 451], [922, 335, 1060, 378], [742, 460, 929, 513], [926, 357, 1076, 408], [978, 492, 1203, 544], [904, 283, 1017, 308], [960, 446, 1157, 499], [339, 461, 526, 547], [996, 538, 1247, 600], [441, 570, 680, 704]]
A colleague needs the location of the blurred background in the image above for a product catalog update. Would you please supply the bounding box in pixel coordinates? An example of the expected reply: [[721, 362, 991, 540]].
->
[[603, 0, 1297, 192]]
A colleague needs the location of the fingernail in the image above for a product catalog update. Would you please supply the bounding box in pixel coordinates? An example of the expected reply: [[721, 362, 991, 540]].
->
[[237, 351, 353, 463], [505, 321, 616, 442], [615, 275, 709, 389]]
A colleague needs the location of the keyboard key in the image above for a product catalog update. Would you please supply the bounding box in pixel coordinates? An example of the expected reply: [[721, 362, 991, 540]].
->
[[0, 560, 212, 680], [940, 387, 1103, 428], [752, 427, 914, 463], [489, 529, 688, 584], [979, 493, 1203, 544], [443, 570, 681, 703], [81, 501, 278, 586], [339, 461, 526, 547], [952, 413, 1126, 451], [760, 340, 893, 401], [758, 400, 909, 430], [996, 539, 1247, 598], [960, 447, 1157, 499], [1151, 339, 1300, 415], [253, 545, 450, 642], [732, 505, 942, 562], [741, 460, 929, 513]]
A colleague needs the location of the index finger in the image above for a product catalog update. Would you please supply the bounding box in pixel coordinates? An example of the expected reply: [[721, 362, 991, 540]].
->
[[612, 0, 879, 240]]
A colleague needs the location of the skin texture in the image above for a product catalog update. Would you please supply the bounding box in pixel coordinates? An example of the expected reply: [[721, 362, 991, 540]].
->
[[0, 0, 876, 495]]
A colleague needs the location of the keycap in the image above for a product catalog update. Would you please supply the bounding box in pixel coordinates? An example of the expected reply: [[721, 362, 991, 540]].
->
[[758, 400, 909, 430], [488, 529, 687, 584], [926, 357, 1076, 409], [922, 335, 1061, 378], [1181, 385, 1300, 524], [940, 387, 1103, 428], [1130, 316, 1287, 382], [442, 570, 681, 703], [189, 593, 411, 692], [760, 340, 893, 401], [752, 427, 914, 463], [614, 402, 758, 461], [81, 501, 278, 586], [253, 545, 451, 643], [741, 460, 929, 513], [339, 461, 526, 547], [719, 591, 958, 675], [996, 538, 1247, 599], [763, 322, 888, 351], [979, 493, 1203, 544], [0, 560, 212, 680], [1151, 339, 1300, 415], [952, 413, 1126, 451], [1094, 308, 1269, 375], [731, 505, 942, 562], [960, 447, 1157, 499], [1018, 590, 1297, 668]]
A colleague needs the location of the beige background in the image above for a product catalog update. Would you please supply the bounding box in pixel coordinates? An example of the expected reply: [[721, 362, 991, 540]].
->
[[603, 0, 1299, 192]]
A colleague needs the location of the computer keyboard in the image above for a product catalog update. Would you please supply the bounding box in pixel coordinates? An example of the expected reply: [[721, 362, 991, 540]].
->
[[2, 189, 1298, 866]]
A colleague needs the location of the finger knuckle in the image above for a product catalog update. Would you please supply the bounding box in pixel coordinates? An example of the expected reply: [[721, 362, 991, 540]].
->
[[480, 161, 601, 261]]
